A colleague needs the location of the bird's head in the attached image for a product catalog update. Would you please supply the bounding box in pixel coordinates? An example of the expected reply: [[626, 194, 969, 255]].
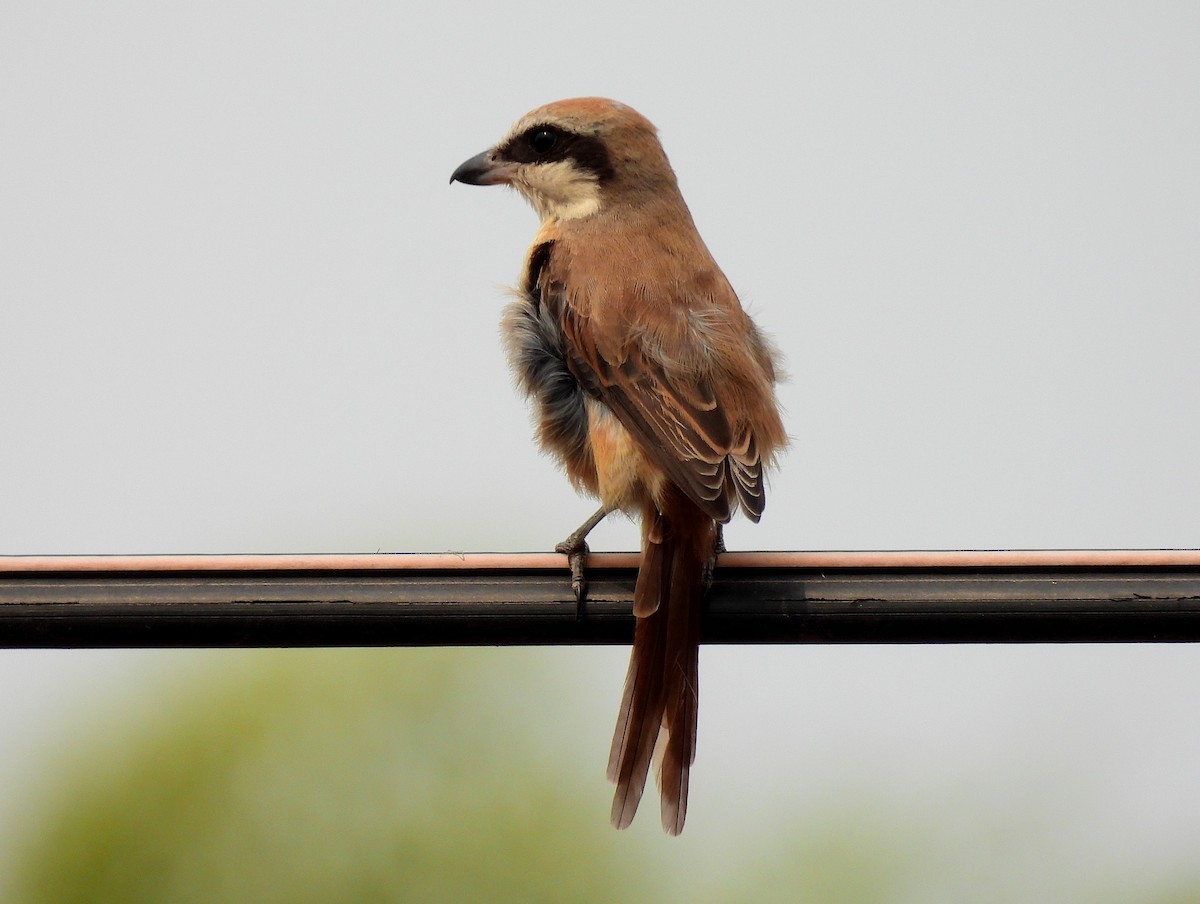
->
[[449, 97, 678, 222]]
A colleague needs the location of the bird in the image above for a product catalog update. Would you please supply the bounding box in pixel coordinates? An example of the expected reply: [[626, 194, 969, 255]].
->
[[450, 97, 786, 834]]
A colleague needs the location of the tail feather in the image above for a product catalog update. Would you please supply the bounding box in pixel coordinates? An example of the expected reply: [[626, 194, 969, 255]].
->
[[631, 512, 667, 618], [608, 491, 715, 835], [657, 537, 703, 834], [607, 606, 666, 829]]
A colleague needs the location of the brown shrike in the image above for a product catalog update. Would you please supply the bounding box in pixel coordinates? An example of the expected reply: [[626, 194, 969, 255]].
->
[[451, 98, 786, 834]]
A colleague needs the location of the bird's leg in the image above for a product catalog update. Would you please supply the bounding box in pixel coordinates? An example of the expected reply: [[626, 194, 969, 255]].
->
[[555, 506, 611, 615], [702, 523, 725, 597]]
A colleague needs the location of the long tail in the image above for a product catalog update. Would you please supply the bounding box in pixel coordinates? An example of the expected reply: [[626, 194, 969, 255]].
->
[[607, 488, 717, 835]]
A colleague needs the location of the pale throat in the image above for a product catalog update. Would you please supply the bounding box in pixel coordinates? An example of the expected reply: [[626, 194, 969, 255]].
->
[[515, 161, 603, 222]]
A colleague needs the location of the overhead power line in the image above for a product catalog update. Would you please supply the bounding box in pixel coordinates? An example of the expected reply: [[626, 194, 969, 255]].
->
[[3, 551, 1199, 649]]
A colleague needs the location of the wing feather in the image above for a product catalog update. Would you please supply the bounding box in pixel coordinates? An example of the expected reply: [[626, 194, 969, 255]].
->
[[551, 289, 764, 522]]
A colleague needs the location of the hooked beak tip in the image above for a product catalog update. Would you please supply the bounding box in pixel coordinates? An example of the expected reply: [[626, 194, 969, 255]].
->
[[450, 150, 513, 187]]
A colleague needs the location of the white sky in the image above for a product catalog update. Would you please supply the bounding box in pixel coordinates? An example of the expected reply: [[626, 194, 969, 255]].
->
[[1, 0, 1198, 893]]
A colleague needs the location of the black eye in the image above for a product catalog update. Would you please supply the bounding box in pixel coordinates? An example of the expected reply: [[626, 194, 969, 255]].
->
[[528, 128, 558, 154]]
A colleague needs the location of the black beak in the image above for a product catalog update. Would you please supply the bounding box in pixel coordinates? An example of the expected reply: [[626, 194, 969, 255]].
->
[[449, 149, 514, 186]]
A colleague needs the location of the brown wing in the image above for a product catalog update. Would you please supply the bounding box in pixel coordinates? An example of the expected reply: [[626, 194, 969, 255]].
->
[[548, 283, 766, 523]]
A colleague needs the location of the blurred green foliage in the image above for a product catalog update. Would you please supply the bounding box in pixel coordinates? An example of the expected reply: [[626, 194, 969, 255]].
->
[[9, 649, 641, 904], [10, 648, 1200, 904]]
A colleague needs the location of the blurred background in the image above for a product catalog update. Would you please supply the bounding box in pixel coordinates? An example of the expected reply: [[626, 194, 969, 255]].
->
[[2, 1, 1198, 901]]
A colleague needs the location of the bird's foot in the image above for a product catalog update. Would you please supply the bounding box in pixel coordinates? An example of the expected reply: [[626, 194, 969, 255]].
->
[[554, 536, 590, 618], [702, 523, 726, 597], [553, 506, 610, 617]]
